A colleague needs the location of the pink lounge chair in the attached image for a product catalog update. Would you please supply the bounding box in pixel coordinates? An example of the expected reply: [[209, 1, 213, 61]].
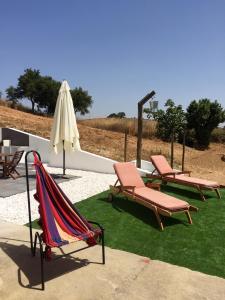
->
[[150, 155, 221, 201], [110, 162, 198, 230]]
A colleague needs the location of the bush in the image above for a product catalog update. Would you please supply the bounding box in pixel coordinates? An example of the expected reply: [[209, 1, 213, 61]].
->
[[152, 99, 186, 142], [182, 129, 197, 147], [186, 99, 225, 149], [211, 128, 225, 143], [107, 112, 126, 118], [0, 99, 10, 107]]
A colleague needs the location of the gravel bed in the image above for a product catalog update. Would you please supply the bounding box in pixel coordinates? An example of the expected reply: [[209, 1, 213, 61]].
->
[[0, 165, 116, 225]]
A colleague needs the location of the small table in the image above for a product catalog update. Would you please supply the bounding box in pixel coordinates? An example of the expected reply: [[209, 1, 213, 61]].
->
[[0, 153, 14, 178]]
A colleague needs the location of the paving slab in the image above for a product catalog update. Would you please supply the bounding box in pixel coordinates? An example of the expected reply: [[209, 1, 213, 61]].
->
[[0, 164, 80, 197], [0, 221, 225, 300]]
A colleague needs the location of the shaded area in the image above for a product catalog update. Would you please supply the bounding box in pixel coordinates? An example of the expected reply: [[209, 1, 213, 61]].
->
[[0, 239, 92, 290], [0, 164, 80, 197]]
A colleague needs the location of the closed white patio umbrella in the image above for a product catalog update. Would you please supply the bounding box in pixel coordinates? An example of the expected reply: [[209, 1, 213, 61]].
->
[[50, 80, 80, 175]]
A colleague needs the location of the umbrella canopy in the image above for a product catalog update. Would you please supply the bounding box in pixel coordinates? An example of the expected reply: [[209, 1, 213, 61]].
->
[[50, 80, 80, 154]]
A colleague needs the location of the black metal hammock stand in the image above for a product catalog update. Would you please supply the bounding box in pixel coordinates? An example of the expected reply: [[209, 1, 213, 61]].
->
[[25, 150, 105, 290]]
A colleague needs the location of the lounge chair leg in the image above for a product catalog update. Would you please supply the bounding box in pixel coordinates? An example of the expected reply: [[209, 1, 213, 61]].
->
[[185, 211, 192, 224], [108, 193, 113, 202], [189, 205, 198, 212], [215, 189, 221, 199], [153, 207, 164, 230], [196, 186, 205, 201]]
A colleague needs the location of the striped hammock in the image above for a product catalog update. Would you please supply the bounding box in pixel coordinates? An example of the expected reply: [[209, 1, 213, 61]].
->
[[32, 152, 100, 253]]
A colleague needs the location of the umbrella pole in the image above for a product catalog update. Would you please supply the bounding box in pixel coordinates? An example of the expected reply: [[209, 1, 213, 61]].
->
[[63, 140, 66, 175]]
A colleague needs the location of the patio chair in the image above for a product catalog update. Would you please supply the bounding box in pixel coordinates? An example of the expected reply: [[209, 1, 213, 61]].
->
[[0, 150, 24, 179], [109, 162, 198, 231], [25, 151, 105, 290], [150, 155, 221, 201]]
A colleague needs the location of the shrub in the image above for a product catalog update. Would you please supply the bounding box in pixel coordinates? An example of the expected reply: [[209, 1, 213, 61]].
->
[[211, 128, 225, 143], [186, 99, 225, 149]]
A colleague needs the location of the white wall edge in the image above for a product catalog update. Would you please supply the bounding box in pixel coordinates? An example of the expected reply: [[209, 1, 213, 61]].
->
[[1, 128, 156, 176]]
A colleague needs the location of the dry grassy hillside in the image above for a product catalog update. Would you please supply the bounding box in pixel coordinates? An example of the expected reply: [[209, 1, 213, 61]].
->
[[0, 105, 225, 184], [79, 117, 156, 139]]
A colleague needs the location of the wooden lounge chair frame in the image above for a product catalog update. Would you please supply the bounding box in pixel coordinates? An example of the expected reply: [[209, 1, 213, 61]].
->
[[25, 151, 105, 290], [110, 170, 198, 231], [149, 155, 221, 202]]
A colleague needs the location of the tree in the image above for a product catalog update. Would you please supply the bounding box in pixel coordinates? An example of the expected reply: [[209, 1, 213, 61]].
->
[[117, 112, 126, 118], [34, 76, 61, 113], [6, 69, 94, 115], [107, 112, 126, 118], [0, 90, 2, 99], [16, 68, 41, 112], [107, 113, 117, 118], [5, 86, 19, 107], [186, 99, 225, 149], [70, 87, 93, 115], [149, 99, 186, 142]]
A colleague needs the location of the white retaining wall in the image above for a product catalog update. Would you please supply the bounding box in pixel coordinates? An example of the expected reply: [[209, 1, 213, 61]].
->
[[0, 128, 50, 163], [0, 127, 117, 173], [28, 134, 50, 162], [132, 160, 156, 176], [49, 149, 117, 174], [0, 127, 154, 176]]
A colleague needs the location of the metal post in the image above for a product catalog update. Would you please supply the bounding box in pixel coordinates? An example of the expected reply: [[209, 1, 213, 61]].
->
[[137, 104, 143, 168], [124, 129, 128, 162], [25, 150, 41, 255], [63, 140, 66, 176], [136, 91, 155, 168], [170, 128, 174, 169], [182, 129, 186, 172]]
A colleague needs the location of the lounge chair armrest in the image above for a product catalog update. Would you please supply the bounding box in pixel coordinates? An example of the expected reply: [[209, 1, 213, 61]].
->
[[121, 185, 135, 192], [162, 172, 178, 177], [146, 173, 161, 179], [180, 170, 191, 175], [162, 171, 191, 177]]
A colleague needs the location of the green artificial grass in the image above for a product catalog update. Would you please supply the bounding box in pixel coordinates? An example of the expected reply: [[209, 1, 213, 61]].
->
[[31, 183, 225, 279]]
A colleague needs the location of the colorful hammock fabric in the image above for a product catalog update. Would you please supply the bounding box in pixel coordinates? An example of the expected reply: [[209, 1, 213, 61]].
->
[[32, 152, 101, 257]]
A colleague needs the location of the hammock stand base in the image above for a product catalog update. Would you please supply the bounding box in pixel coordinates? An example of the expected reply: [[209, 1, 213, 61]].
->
[[25, 150, 105, 291]]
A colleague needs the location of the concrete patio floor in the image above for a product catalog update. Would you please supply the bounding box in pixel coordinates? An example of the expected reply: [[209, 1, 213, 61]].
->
[[0, 164, 80, 198], [0, 221, 225, 300]]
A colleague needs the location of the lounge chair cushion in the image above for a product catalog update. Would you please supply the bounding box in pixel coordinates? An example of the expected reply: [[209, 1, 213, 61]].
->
[[151, 155, 173, 174], [114, 162, 145, 188], [167, 174, 219, 188], [151, 155, 219, 188], [113, 161, 189, 212], [129, 187, 189, 211]]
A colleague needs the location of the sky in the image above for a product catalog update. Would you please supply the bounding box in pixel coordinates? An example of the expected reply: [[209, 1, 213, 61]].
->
[[1, 0, 225, 118]]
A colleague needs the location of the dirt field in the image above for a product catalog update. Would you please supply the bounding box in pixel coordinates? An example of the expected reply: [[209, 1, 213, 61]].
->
[[0, 105, 225, 184]]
